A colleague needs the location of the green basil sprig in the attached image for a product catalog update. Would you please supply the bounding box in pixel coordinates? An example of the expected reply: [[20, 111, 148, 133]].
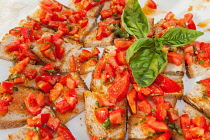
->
[[122, 0, 149, 39], [123, 0, 204, 87]]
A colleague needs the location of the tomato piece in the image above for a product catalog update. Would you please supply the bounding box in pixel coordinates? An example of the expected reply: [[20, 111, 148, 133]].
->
[[168, 108, 179, 122], [191, 116, 207, 130], [156, 132, 172, 140], [147, 120, 170, 132], [138, 100, 152, 114], [101, 63, 115, 83], [149, 83, 164, 95], [40, 126, 54, 139], [48, 21, 62, 27], [100, 9, 113, 19], [24, 93, 42, 115], [190, 127, 205, 138], [184, 45, 194, 55], [57, 126, 75, 140], [50, 83, 63, 102], [156, 103, 167, 121], [13, 74, 26, 85], [117, 51, 126, 65], [127, 89, 137, 114], [108, 71, 130, 103], [37, 80, 53, 93], [73, 0, 82, 3], [27, 118, 42, 127], [42, 48, 56, 62], [161, 19, 175, 29], [155, 74, 182, 93], [41, 63, 57, 72], [83, 0, 93, 11], [41, 113, 51, 124], [133, 84, 152, 96], [69, 55, 77, 72], [21, 27, 30, 41], [36, 92, 45, 107], [9, 27, 22, 36], [114, 38, 134, 51], [79, 49, 92, 62], [108, 56, 119, 69], [109, 108, 124, 125], [25, 68, 37, 80], [69, 26, 79, 35], [25, 129, 38, 139], [79, 18, 88, 28], [184, 13, 193, 23], [95, 94, 115, 107], [0, 100, 8, 116], [137, 92, 146, 101], [0, 81, 14, 94], [91, 47, 100, 56], [180, 114, 191, 129], [187, 20, 196, 30], [1, 94, 13, 105], [4, 42, 20, 53], [54, 30, 64, 38], [164, 11, 175, 20], [55, 46, 65, 59], [66, 77, 77, 89], [95, 107, 109, 123], [167, 52, 183, 66], [93, 58, 106, 79], [56, 100, 71, 113], [152, 95, 164, 104], [146, 0, 157, 9], [40, 43, 52, 52], [12, 57, 30, 74], [46, 117, 60, 131]]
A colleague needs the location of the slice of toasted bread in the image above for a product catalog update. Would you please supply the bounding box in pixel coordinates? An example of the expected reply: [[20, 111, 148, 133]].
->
[[0, 86, 42, 129], [51, 72, 88, 124], [84, 91, 127, 140], [68, 0, 105, 17], [183, 74, 210, 118], [83, 27, 115, 48]]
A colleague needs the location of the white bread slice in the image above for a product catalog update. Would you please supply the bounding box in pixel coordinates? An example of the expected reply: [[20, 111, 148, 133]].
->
[[84, 91, 127, 140], [183, 74, 210, 118], [51, 72, 88, 124], [67, 0, 105, 17], [0, 86, 42, 129], [8, 108, 54, 140], [172, 105, 210, 140], [28, 2, 97, 42], [83, 27, 115, 48]]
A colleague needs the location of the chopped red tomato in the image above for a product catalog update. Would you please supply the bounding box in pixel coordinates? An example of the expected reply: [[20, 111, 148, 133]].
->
[[37, 80, 53, 93], [69, 55, 77, 72], [114, 38, 134, 51], [156, 132, 172, 140], [187, 20, 196, 30], [168, 108, 179, 122], [1, 94, 13, 105], [25, 68, 38, 79], [41, 113, 51, 124], [191, 116, 207, 129], [11, 57, 30, 74], [56, 100, 71, 113], [109, 108, 124, 125], [95, 94, 115, 107], [100, 9, 113, 19], [27, 118, 42, 127], [138, 100, 152, 114], [149, 83, 164, 95], [0, 100, 8, 116], [79, 49, 92, 62], [167, 52, 183, 66], [146, 119, 170, 132], [40, 126, 54, 139], [0, 81, 14, 94], [93, 58, 106, 79], [9, 27, 22, 36], [156, 103, 167, 121], [108, 71, 130, 103], [95, 107, 109, 123], [13, 74, 26, 85], [4, 42, 20, 53], [164, 11, 175, 20], [190, 127, 205, 138], [46, 117, 60, 131], [79, 18, 88, 28], [57, 126, 75, 140], [161, 19, 175, 29], [146, 0, 157, 9], [127, 89, 137, 114], [152, 95, 164, 104]]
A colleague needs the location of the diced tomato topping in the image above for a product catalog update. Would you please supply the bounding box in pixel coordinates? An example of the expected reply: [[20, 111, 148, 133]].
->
[[100, 9, 113, 19], [9, 27, 22, 36], [93, 58, 106, 79], [95, 107, 109, 123], [127, 89, 137, 114], [138, 100, 152, 114], [4, 42, 20, 53], [0, 81, 14, 94], [149, 83, 164, 95], [79, 18, 88, 28], [27, 118, 42, 127], [40, 126, 54, 139], [190, 127, 205, 138], [167, 52, 183, 66], [0, 100, 8, 116], [156, 132, 172, 140], [13, 74, 26, 85], [156, 103, 167, 121], [161, 19, 175, 29], [1, 94, 13, 105], [167, 108, 179, 122], [164, 11, 175, 20], [57, 126, 75, 140], [11, 57, 30, 74], [46, 117, 60, 131], [69, 55, 77, 72], [79, 49, 92, 62], [95, 94, 115, 107], [109, 108, 124, 126], [146, 119, 170, 132], [187, 20, 196, 30], [37, 80, 53, 93], [25, 68, 38, 80], [152, 95, 164, 104], [191, 116, 207, 130], [41, 113, 51, 124], [56, 100, 71, 113], [114, 38, 134, 51], [146, 0, 157, 9]]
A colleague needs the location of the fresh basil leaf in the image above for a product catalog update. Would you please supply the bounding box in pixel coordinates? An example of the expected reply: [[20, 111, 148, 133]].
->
[[102, 118, 111, 129], [160, 27, 204, 47], [122, 0, 149, 39], [126, 38, 155, 63], [130, 48, 167, 87], [154, 38, 164, 50]]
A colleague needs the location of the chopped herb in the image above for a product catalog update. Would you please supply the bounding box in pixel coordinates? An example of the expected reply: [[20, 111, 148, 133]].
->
[[94, 0, 100, 1], [21, 104, 26, 107], [148, 132, 156, 136], [13, 55, 18, 62], [99, 137, 106, 140], [108, 107, 114, 111], [202, 91, 208, 100], [169, 47, 174, 52], [44, 69, 57, 75], [102, 118, 111, 129], [109, 77, 115, 82], [95, 101, 102, 108], [134, 123, 138, 126], [168, 123, 183, 136], [140, 118, 146, 123], [113, 27, 130, 38], [112, 13, 118, 17], [200, 51, 205, 53], [193, 45, 197, 52], [28, 28, 31, 35], [152, 109, 156, 112], [101, 80, 105, 84], [30, 45, 34, 49], [10, 74, 20, 80], [13, 87, 18, 92], [12, 28, 19, 32], [46, 42, 53, 45], [198, 59, 204, 64], [30, 126, 39, 132], [6, 48, 11, 51]]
